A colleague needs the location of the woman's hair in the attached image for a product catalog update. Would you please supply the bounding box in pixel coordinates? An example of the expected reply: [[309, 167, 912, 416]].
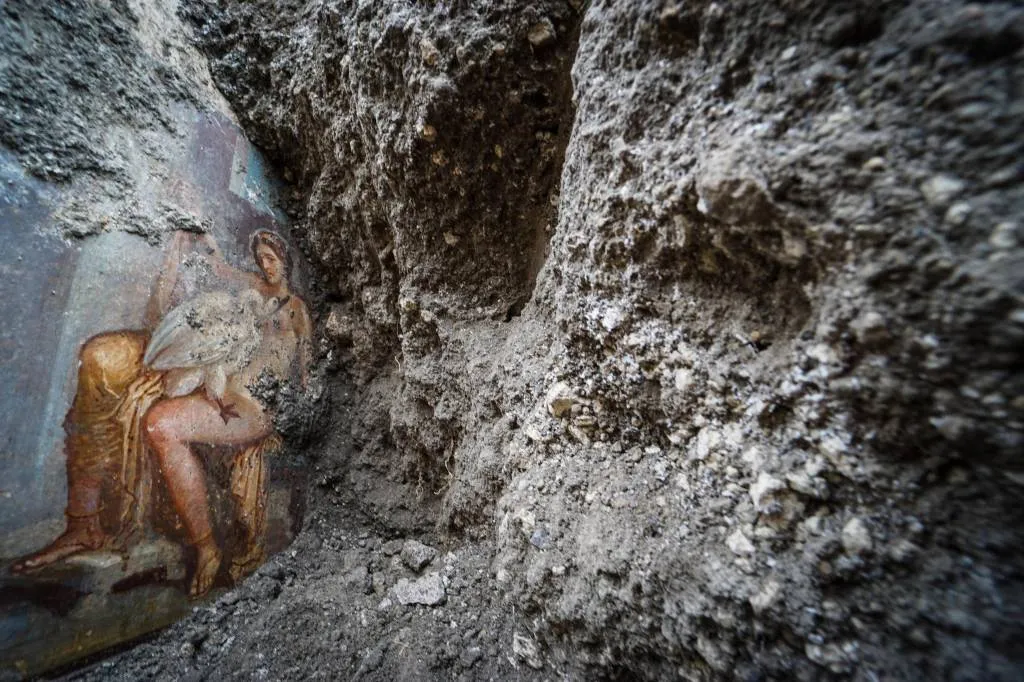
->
[[250, 229, 293, 280]]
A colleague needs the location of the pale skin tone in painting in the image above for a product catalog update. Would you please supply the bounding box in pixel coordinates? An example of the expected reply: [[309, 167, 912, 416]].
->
[[145, 233, 312, 597]]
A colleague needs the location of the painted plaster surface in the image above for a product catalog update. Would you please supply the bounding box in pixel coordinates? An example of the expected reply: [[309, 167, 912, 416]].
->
[[0, 106, 306, 676]]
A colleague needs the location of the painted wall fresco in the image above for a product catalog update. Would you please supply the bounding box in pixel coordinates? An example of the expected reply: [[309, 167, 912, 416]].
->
[[0, 108, 309, 676]]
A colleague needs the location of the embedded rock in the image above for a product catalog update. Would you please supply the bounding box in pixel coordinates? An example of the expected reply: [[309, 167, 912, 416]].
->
[[400, 539, 439, 573], [391, 573, 446, 607]]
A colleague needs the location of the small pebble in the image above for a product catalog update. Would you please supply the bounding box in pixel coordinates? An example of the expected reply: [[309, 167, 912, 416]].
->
[[862, 156, 886, 172], [920, 174, 965, 207], [841, 517, 873, 556], [943, 202, 971, 226], [989, 222, 1018, 249]]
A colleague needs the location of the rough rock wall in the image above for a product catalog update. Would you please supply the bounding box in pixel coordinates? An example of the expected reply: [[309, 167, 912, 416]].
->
[[497, 1, 1024, 679], [182, 0, 1021, 679], [1, 0, 201, 182]]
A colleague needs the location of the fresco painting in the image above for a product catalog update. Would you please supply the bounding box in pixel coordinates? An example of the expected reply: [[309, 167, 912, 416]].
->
[[0, 109, 309, 676]]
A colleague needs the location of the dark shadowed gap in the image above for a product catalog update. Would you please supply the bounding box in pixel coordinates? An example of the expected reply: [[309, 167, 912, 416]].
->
[[513, 12, 584, 321]]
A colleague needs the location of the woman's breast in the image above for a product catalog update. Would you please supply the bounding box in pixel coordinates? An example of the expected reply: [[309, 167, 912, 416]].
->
[[236, 324, 301, 388]]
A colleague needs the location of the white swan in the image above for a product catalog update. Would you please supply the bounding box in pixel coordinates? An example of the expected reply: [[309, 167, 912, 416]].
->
[[143, 289, 285, 422]]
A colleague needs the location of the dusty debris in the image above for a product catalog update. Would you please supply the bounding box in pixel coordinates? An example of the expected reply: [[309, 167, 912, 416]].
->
[[512, 632, 543, 670]]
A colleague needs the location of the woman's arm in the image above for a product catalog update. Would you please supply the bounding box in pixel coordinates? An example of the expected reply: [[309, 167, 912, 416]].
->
[[195, 233, 258, 290], [144, 231, 187, 330], [293, 299, 314, 390]]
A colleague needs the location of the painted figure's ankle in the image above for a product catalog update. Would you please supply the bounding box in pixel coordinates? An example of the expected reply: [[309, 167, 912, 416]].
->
[[64, 512, 105, 547], [192, 530, 217, 552]]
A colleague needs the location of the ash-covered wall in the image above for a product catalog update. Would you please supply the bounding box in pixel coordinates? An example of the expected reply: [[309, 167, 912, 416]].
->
[[183, 0, 1024, 679]]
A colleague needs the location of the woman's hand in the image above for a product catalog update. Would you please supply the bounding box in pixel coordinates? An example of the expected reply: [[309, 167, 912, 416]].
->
[[195, 232, 222, 257]]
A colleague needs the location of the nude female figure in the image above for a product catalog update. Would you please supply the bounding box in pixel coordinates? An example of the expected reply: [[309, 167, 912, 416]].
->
[[144, 230, 312, 597]]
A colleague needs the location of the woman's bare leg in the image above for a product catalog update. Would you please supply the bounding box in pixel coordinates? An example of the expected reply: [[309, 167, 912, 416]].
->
[[145, 392, 271, 597]]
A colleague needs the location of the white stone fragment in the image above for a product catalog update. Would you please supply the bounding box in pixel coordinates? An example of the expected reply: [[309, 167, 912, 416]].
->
[[750, 579, 782, 613], [749, 473, 786, 511], [841, 517, 873, 556], [391, 573, 446, 606], [920, 174, 965, 207], [989, 222, 1019, 249], [727, 529, 755, 555], [545, 381, 576, 418]]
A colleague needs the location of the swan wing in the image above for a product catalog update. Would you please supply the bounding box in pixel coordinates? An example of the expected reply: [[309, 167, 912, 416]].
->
[[144, 291, 250, 370]]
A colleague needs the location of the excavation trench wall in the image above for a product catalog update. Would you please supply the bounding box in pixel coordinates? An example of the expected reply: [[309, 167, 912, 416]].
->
[[183, 0, 1024, 678], [2, 0, 1023, 680]]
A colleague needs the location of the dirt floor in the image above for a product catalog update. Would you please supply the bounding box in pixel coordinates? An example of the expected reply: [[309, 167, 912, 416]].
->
[[1, 0, 1022, 680]]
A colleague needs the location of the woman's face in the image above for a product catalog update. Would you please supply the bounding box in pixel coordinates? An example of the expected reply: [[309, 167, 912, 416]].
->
[[256, 243, 285, 285]]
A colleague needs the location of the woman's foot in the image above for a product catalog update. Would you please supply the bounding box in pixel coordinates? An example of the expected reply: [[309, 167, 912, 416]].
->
[[11, 516, 106, 574], [189, 537, 222, 598]]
